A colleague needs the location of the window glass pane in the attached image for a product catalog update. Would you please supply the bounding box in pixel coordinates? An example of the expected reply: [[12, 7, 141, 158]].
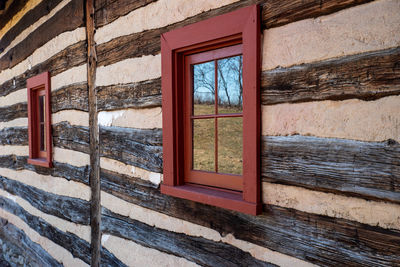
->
[[218, 117, 242, 175], [39, 94, 46, 152], [217, 55, 242, 114], [193, 61, 215, 115], [39, 95, 44, 123], [193, 119, 214, 172], [40, 124, 45, 151]]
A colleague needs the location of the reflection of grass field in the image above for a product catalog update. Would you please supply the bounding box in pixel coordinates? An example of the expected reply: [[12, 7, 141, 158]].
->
[[193, 104, 242, 175]]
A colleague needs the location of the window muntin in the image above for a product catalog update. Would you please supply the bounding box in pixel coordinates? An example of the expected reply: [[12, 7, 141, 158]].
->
[[184, 44, 243, 191]]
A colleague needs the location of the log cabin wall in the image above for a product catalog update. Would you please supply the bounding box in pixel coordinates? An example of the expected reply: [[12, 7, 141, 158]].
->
[[0, 0, 399, 266]]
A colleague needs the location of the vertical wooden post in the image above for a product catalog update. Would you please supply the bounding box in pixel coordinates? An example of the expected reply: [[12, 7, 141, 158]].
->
[[85, 0, 100, 266]]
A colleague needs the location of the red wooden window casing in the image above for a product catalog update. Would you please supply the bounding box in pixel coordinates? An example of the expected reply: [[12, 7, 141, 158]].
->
[[27, 72, 52, 168], [161, 5, 261, 215]]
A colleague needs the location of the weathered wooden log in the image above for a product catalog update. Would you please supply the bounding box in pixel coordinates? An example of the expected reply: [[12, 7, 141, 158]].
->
[[0, 102, 27, 122], [0, 0, 63, 53], [0, 175, 90, 224], [96, 0, 373, 67], [0, 127, 27, 146], [0, 0, 29, 32], [96, 78, 161, 111], [262, 135, 400, 203], [0, 155, 89, 185], [100, 168, 400, 266], [53, 122, 90, 154], [261, 47, 400, 105], [95, 0, 156, 28], [102, 208, 275, 267], [0, 218, 62, 267], [100, 126, 163, 173], [0, 0, 84, 71], [0, 197, 126, 266], [0, 41, 86, 97], [52, 83, 89, 112]]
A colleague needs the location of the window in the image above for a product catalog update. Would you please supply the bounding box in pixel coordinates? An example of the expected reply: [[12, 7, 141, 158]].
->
[[161, 5, 261, 215], [27, 72, 52, 167]]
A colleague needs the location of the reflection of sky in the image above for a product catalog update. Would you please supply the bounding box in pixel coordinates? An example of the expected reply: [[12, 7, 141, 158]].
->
[[193, 55, 242, 106]]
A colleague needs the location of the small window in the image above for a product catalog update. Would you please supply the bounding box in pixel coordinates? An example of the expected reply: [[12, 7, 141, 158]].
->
[[161, 5, 261, 215], [27, 72, 52, 167]]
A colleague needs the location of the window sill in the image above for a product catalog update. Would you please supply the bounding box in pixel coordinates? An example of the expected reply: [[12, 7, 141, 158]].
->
[[28, 158, 52, 168], [161, 184, 261, 215]]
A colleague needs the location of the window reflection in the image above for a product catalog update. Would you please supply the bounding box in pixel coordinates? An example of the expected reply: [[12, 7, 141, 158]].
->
[[192, 119, 214, 172], [218, 55, 242, 114], [193, 61, 215, 115], [218, 117, 242, 175]]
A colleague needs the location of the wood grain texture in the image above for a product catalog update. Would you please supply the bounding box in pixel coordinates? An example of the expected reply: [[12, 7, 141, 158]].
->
[[100, 126, 163, 173], [102, 208, 275, 267], [0, 0, 63, 53], [96, 0, 374, 67], [97, 78, 161, 111], [0, 127, 27, 146], [100, 168, 400, 266], [261, 47, 400, 105], [95, 0, 156, 28], [262, 135, 400, 203], [53, 122, 90, 154], [0, 196, 126, 266], [0, 155, 89, 185], [0, 175, 90, 225], [0, 0, 84, 71], [0, 218, 62, 267], [0, 41, 86, 98], [52, 82, 88, 113], [0, 0, 29, 31], [0, 102, 27, 122]]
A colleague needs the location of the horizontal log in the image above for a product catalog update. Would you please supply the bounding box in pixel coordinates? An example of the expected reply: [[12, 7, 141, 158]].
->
[[96, 78, 161, 111], [0, 0, 29, 31], [95, 0, 156, 28], [0, 155, 89, 185], [262, 135, 400, 203], [261, 47, 400, 105], [0, 102, 27, 122], [0, 0, 63, 54], [0, 127, 27, 146], [53, 122, 90, 154], [0, 0, 84, 72], [0, 41, 86, 98], [52, 82, 88, 113], [102, 208, 274, 267], [0, 218, 62, 267], [96, 0, 374, 67], [0, 196, 125, 266], [100, 126, 162, 173], [0, 175, 90, 225], [100, 168, 400, 266]]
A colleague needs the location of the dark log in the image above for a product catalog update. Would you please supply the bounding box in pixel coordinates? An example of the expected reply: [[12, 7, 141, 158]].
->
[[100, 168, 400, 266], [0, 218, 62, 267], [262, 135, 400, 203], [52, 82, 89, 112], [52, 122, 90, 154], [97, 78, 161, 111], [95, 0, 156, 28], [261, 47, 400, 105], [0, 0, 29, 31], [102, 208, 275, 267], [0, 41, 86, 97], [96, 0, 373, 67], [0, 102, 27, 122], [100, 126, 163, 173], [0, 155, 89, 185], [262, 0, 374, 29], [0, 127, 27, 146], [0, 0, 84, 71], [0, 197, 126, 266], [0, 175, 90, 225], [0, 0, 63, 53]]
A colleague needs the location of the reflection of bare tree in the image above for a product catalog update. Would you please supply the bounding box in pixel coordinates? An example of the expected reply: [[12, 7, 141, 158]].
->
[[193, 62, 214, 104]]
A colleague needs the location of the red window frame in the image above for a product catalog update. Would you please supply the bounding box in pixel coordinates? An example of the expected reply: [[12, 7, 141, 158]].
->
[[161, 5, 261, 215], [27, 72, 52, 168]]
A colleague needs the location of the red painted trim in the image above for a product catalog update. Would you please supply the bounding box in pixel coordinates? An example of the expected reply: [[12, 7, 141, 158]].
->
[[27, 72, 52, 168], [161, 5, 261, 215]]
